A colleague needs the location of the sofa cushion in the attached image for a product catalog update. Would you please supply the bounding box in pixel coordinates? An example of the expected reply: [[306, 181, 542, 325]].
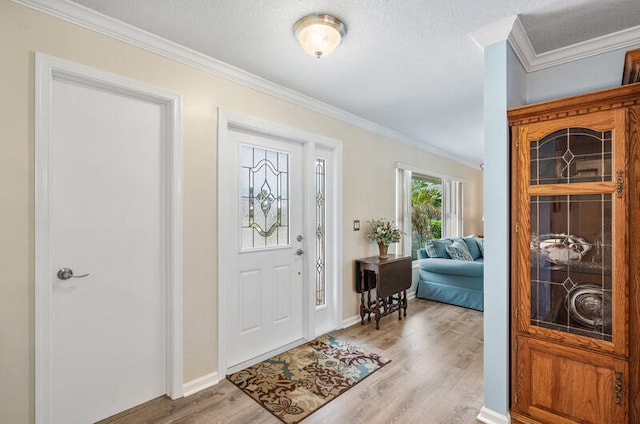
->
[[445, 240, 473, 261], [476, 237, 484, 256], [418, 257, 483, 277], [425, 238, 452, 258], [462, 235, 483, 259]]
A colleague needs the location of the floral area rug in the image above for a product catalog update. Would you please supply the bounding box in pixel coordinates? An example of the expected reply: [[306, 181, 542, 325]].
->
[[227, 335, 390, 424]]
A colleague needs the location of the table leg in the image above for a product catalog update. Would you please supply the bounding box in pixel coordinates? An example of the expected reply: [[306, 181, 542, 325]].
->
[[403, 290, 407, 317], [375, 297, 381, 330], [367, 288, 372, 322], [360, 264, 366, 325], [383, 296, 388, 317]]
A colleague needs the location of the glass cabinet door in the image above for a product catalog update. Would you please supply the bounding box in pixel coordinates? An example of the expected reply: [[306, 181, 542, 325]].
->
[[530, 193, 613, 340], [518, 111, 627, 354]]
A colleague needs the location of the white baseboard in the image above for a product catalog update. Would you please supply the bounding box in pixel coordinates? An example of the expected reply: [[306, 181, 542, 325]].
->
[[342, 315, 361, 328], [476, 406, 510, 424], [182, 372, 219, 397]]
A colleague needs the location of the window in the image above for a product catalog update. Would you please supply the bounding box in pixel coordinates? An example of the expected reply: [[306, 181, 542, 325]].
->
[[315, 158, 326, 306], [397, 165, 464, 260], [240, 145, 289, 250]]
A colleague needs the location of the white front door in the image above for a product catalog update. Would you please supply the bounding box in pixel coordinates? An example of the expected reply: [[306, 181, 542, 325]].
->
[[36, 55, 182, 424], [218, 109, 343, 376], [226, 130, 305, 370]]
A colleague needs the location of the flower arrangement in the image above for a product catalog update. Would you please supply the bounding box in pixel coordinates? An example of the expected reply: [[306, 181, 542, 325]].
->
[[366, 218, 403, 245]]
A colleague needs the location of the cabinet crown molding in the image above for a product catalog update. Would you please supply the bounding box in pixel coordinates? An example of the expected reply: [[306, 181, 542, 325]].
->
[[508, 83, 640, 126]]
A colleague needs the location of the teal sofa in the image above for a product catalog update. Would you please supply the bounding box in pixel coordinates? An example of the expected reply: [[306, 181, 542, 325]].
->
[[416, 236, 484, 311]]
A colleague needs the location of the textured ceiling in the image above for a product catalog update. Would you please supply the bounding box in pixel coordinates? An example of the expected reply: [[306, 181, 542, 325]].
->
[[64, 0, 640, 167], [519, 0, 640, 53]]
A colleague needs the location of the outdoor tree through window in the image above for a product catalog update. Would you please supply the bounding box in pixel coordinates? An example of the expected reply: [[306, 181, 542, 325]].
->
[[411, 175, 442, 259]]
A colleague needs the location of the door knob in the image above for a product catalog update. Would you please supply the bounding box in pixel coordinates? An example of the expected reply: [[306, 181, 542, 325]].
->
[[57, 268, 90, 280], [294, 248, 304, 256], [296, 235, 304, 242]]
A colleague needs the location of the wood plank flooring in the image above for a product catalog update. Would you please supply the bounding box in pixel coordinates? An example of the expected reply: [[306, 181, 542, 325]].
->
[[99, 298, 484, 424]]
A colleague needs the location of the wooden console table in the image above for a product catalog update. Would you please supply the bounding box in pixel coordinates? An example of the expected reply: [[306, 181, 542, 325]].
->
[[355, 255, 411, 329]]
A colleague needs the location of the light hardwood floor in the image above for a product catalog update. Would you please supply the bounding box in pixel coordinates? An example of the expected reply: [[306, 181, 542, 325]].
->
[[100, 298, 484, 424]]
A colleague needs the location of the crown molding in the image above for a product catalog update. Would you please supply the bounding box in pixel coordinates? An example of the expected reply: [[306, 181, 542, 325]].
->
[[507, 16, 537, 70], [512, 21, 640, 72], [507, 82, 640, 126], [472, 14, 640, 74], [11, 0, 479, 169]]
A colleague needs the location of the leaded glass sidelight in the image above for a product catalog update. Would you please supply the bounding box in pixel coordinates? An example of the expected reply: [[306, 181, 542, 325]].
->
[[530, 128, 612, 185], [315, 159, 326, 307], [240, 145, 289, 249], [529, 194, 613, 341]]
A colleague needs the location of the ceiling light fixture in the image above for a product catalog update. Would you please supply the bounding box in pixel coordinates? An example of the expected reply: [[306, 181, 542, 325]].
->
[[293, 14, 347, 59]]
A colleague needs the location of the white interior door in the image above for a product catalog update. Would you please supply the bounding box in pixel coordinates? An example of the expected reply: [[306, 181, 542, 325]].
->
[[43, 67, 169, 424], [226, 130, 305, 370]]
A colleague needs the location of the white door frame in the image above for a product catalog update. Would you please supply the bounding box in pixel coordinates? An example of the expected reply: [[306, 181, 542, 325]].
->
[[35, 53, 183, 424], [217, 108, 343, 376]]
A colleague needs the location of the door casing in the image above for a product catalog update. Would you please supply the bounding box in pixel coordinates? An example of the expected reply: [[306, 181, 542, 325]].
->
[[217, 108, 343, 376], [34, 52, 183, 423]]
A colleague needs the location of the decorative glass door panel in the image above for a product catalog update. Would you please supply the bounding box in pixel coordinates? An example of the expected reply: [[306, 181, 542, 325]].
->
[[522, 113, 627, 354], [530, 128, 612, 185], [315, 158, 326, 307], [240, 145, 289, 249], [530, 194, 613, 341]]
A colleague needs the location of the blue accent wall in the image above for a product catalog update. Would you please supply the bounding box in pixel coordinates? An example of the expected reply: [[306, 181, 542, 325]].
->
[[526, 43, 640, 104]]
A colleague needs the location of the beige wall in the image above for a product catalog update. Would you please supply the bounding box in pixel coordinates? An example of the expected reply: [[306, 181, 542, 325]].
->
[[0, 1, 483, 422]]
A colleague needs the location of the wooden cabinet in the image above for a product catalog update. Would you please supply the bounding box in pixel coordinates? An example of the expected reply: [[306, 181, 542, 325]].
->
[[516, 337, 628, 424], [508, 84, 640, 424]]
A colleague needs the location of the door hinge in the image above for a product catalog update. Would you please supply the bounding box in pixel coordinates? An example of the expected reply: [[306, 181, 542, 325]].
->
[[515, 393, 520, 404], [515, 308, 519, 319], [515, 339, 518, 351], [515, 223, 519, 233], [515, 139, 519, 149]]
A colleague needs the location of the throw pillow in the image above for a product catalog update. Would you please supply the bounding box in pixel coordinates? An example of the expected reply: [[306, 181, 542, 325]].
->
[[463, 235, 483, 259], [425, 239, 453, 258], [476, 237, 484, 256], [445, 240, 473, 261]]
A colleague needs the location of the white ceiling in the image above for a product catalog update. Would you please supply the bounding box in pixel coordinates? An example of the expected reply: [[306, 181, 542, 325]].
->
[[41, 0, 640, 167]]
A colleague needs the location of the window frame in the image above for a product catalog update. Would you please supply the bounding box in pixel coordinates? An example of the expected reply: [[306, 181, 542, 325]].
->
[[396, 162, 465, 261]]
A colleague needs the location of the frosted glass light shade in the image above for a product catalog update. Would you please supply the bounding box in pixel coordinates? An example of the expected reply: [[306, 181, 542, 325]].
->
[[294, 14, 347, 58]]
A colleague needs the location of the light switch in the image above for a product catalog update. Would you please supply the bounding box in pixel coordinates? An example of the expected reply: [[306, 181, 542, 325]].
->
[[353, 220, 360, 231]]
